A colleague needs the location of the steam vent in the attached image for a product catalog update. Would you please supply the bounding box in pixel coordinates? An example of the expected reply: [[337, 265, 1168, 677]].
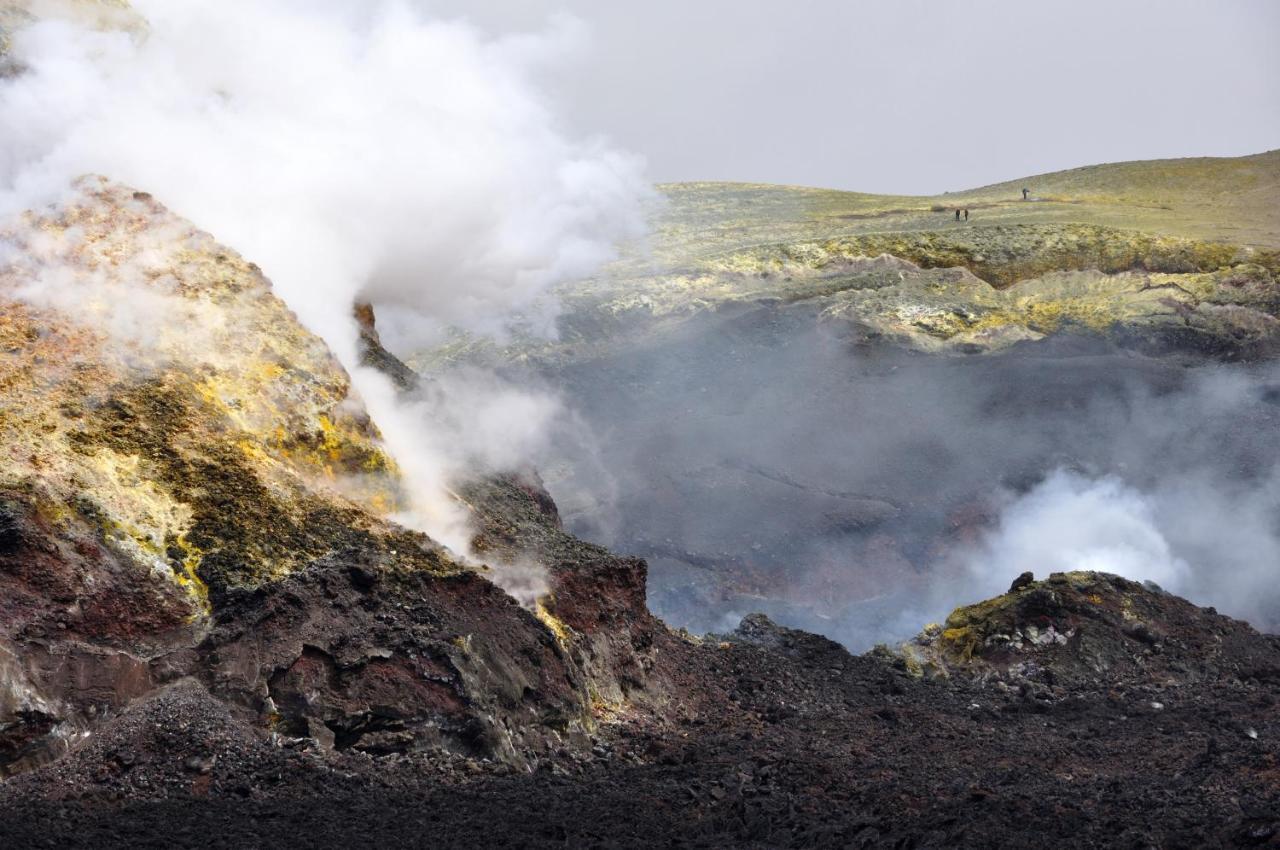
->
[[2, 2, 1279, 847]]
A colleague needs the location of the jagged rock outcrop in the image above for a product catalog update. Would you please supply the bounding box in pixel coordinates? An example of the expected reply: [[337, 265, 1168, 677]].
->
[[0, 179, 671, 776], [353, 302, 419, 391], [461, 473, 673, 720], [897, 571, 1280, 690]]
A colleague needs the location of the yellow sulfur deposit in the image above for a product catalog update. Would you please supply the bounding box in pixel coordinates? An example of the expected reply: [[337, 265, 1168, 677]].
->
[[0, 178, 435, 617]]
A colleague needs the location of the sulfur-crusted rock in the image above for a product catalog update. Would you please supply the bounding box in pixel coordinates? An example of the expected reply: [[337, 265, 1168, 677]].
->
[[0, 179, 671, 776], [1, 178, 408, 615], [898, 571, 1280, 689]]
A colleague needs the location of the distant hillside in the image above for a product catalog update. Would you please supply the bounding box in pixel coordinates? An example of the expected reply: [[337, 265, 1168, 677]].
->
[[413, 150, 1280, 373], [649, 150, 1280, 269]]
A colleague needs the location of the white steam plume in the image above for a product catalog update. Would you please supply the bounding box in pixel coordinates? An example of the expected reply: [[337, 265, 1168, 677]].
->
[[355, 365, 565, 552], [0, 1, 650, 565], [961, 470, 1191, 597], [962, 467, 1280, 631]]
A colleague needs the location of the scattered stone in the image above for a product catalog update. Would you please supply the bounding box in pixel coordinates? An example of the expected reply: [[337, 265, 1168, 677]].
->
[[182, 755, 214, 775]]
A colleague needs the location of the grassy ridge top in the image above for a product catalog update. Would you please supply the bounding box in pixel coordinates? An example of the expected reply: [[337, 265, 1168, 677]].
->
[[650, 150, 1280, 268]]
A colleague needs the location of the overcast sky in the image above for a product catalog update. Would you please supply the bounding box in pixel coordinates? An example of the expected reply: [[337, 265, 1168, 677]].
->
[[433, 0, 1280, 194]]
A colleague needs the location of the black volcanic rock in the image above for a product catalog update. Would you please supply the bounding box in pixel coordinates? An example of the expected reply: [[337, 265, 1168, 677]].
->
[[1008, 570, 1034, 592], [2, 569, 1278, 849]]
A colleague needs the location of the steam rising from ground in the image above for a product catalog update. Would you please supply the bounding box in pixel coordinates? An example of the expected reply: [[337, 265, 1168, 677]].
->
[[2, 208, 236, 363], [528, 307, 1280, 647], [0, 1, 649, 574], [355, 365, 564, 552], [962, 471, 1191, 596], [961, 461, 1280, 633]]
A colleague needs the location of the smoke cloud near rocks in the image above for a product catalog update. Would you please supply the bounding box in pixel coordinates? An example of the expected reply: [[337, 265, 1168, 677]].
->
[[523, 303, 1280, 649], [1, 199, 236, 363], [4, 2, 1277, 639], [960, 470, 1192, 597], [354, 364, 565, 554], [959, 461, 1280, 632], [0, 1, 649, 356], [0, 1, 650, 583]]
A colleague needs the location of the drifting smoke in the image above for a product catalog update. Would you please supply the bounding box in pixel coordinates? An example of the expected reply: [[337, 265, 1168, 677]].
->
[[483, 555, 552, 610], [2, 210, 234, 361], [960, 460, 1280, 634], [529, 308, 1280, 648], [357, 366, 564, 552], [4, 3, 1277, 641], [0, 2, 650, 566], [960, 470, 1192, 598]]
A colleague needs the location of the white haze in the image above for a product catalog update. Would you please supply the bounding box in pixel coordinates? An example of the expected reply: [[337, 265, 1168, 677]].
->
[[962, 462, 1280, 632], [962, 470, 1192, 597], [531, 312, 1280, 647], [355, 365, 564, 551], [0, 1, 650, 568], [4, 211, 232, 361]]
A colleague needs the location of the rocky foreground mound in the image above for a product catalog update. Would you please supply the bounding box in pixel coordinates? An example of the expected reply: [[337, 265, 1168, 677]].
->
[[901, 571, 1280, 688], [1, 558, 1277, 848]]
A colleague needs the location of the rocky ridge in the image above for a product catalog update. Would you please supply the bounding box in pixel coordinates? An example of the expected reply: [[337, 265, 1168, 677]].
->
[[0, 181, 673, 780], [413, 151, 1280, 370]]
